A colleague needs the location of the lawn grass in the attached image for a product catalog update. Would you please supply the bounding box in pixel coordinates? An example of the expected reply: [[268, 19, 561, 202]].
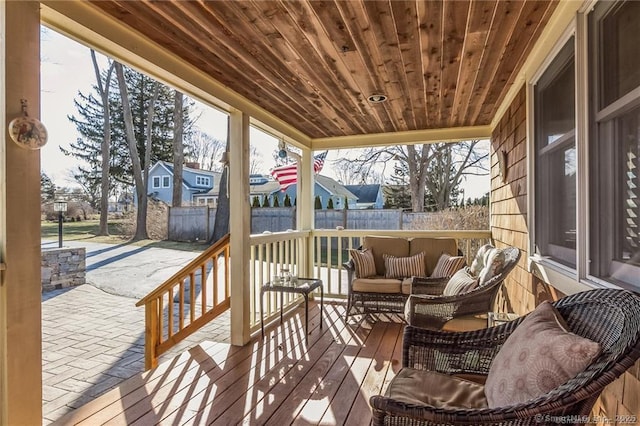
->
[[41, 219, 207, 252]]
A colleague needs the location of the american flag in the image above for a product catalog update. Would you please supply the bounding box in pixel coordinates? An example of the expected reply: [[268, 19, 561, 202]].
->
[[271, 151, 327, 191]]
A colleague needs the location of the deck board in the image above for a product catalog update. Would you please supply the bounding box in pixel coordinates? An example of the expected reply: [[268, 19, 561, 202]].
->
[[53, 303, 404, 425]]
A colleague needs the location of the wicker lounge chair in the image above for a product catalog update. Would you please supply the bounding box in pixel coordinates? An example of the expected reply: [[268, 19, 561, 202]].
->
[[405, 246, 521, 329], [370, 288, 640, 425]]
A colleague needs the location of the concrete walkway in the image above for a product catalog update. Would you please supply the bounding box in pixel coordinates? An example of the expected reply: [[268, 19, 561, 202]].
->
[[41, 241, 231, 424]]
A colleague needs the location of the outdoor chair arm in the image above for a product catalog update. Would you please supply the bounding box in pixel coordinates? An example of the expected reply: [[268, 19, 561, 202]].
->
[[401, 324, 512, 374], [405, 282, 498, 329], [410, 276, 448, 295]]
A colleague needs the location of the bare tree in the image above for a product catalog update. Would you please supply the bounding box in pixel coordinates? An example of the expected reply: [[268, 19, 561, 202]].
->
[[340, 141, 489, 212], [332, 154, 383, 185], [186, 130, 226, 171], [210, 119, 230, 244], [115, 62, 160, 241], [90, 50, 115, 236], [172, 91, 184, 207]]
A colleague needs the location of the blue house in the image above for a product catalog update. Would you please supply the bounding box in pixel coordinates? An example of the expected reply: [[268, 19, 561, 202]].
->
[[344, 184, 385, 209], [271, 175, 357, 209], [147, 161, 220, 205]]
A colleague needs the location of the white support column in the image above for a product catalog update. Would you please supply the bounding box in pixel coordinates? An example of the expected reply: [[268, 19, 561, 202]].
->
[[0, 1, 43, 424], [297, 148, 314, 276], [228, 109, 251, 346]]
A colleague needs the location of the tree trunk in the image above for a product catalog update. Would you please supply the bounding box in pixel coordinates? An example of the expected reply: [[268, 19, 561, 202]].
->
[[91, 50, 115, 236], [172, 91, 184, 207], [115, 62, 149, 241], [210, 119, 230, 244], [407, 144, 430, 212]]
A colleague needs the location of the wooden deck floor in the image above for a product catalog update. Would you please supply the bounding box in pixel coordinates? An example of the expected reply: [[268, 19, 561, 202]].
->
[[53, 302, 404, 425]]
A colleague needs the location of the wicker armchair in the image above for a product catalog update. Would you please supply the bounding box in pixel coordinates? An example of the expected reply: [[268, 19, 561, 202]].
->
[[371, 289, 640, 426], [405, 246, 521, 329]]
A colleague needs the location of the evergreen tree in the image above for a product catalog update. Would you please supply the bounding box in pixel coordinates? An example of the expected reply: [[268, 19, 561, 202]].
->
[[327, 198, 334, 209], [252, 196, 261, 207], [283, 193, 292, 207], [262, 194, 271, 207], [344, 196, 349, 209], [41, 172, 56, 203], [65, 65, 194, 188], [314, 195, 322, 209], [272, 195, 280, 207]]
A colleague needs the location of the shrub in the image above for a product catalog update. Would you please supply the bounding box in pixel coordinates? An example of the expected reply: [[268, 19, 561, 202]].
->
[[252, 196, 261, 207], [327, 198, 334, 209], [314, 196, 322, 209], [262, 195, 270, 207], [284, 193, 292, 207], [273, 196, 280, 207]]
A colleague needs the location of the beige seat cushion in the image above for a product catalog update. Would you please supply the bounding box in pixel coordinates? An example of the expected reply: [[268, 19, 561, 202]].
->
[[409, 238, 457, 275], [363, 236, 409, 276], [401, 277, 413, 295], [352, 277, 402, 293], [387, 368, 488, 409], [485, 301, 601, 408]]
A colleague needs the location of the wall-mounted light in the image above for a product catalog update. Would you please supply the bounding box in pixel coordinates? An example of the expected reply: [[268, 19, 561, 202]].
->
[[499, 149, 508, 183], [219, 151, 229, 165]]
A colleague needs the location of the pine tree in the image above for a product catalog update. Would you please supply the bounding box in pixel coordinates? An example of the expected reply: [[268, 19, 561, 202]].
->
[[273, 195, 280, 207], [327, 198, 334, 209], [65, 65, 194, 188], [262, 194, 271, 207], [314, 195, 322, 209], [344, 196, 349, 210], [41, 172, 56, 203], [252, 196, 261, 207], [283, 193, 292, 207]]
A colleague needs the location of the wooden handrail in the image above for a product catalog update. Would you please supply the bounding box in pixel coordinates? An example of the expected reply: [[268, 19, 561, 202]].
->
[[136, 234, 230, 307], [137, 233, 231, 370]]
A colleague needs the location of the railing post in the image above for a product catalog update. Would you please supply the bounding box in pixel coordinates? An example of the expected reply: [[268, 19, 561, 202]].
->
[[144, 299, 159, 370]]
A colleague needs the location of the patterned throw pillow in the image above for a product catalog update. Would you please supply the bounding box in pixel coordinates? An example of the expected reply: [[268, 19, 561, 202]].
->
[[484, 301, 601, 408], [383, 252, 426, 279], [350, 249, 376, 278], [431, 253, 466, 278], [442, 268, 478, 296]]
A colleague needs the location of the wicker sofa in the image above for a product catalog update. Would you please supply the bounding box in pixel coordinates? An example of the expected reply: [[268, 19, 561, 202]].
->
[[343, 235, 458, 319]]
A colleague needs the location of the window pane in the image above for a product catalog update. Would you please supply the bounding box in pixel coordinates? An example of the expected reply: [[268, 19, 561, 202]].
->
[[591, 106, 640, 284], [600, 1, 640, 108], [535, 39, 576, 268]]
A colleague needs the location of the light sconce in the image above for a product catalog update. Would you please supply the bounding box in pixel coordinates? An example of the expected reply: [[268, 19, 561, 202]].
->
[[499, 150, 508, 183], [219, 151, 229, 166], [278, 139, 288, 159]]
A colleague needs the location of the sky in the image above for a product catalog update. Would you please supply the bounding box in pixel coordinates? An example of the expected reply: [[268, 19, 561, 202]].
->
[[40, 27, 490, 200]]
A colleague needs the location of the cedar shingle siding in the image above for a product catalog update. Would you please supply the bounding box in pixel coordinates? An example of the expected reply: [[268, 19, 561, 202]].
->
[[490, 85, 640, 419]]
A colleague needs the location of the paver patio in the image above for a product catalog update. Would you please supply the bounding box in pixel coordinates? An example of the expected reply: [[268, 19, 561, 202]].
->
[[42, 284, 230, 424]]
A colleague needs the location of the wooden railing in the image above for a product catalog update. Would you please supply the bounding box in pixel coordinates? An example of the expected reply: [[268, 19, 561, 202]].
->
[[248, 229, 492, 329], [249, 230, 310, 329], [136, 234, 231, 370]]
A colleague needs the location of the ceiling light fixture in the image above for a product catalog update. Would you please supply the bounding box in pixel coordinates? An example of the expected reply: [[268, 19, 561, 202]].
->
[[367, 94, 387, 103]]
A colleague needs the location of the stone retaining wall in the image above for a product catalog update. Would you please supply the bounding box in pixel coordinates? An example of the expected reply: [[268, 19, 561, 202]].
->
[[41, 247, 86, 292]]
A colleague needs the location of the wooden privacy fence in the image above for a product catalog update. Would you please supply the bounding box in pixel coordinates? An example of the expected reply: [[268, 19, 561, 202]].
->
[[136, 234, 231, 370]]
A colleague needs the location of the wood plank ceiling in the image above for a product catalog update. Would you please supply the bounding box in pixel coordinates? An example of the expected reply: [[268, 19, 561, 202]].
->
[[91, 0, 558, 139]]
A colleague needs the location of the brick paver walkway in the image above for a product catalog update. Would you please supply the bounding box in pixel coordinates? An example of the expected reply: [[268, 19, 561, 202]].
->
[[42, 284, 230, 424]]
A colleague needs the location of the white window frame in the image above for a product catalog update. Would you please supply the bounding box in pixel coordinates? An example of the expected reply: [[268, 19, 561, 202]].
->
[[152, 176, 161, 189], [528, 24, 580, 286], [528, 2, 640, 293], [196, 175, 211, 187], [162, 175, 170, 188]]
